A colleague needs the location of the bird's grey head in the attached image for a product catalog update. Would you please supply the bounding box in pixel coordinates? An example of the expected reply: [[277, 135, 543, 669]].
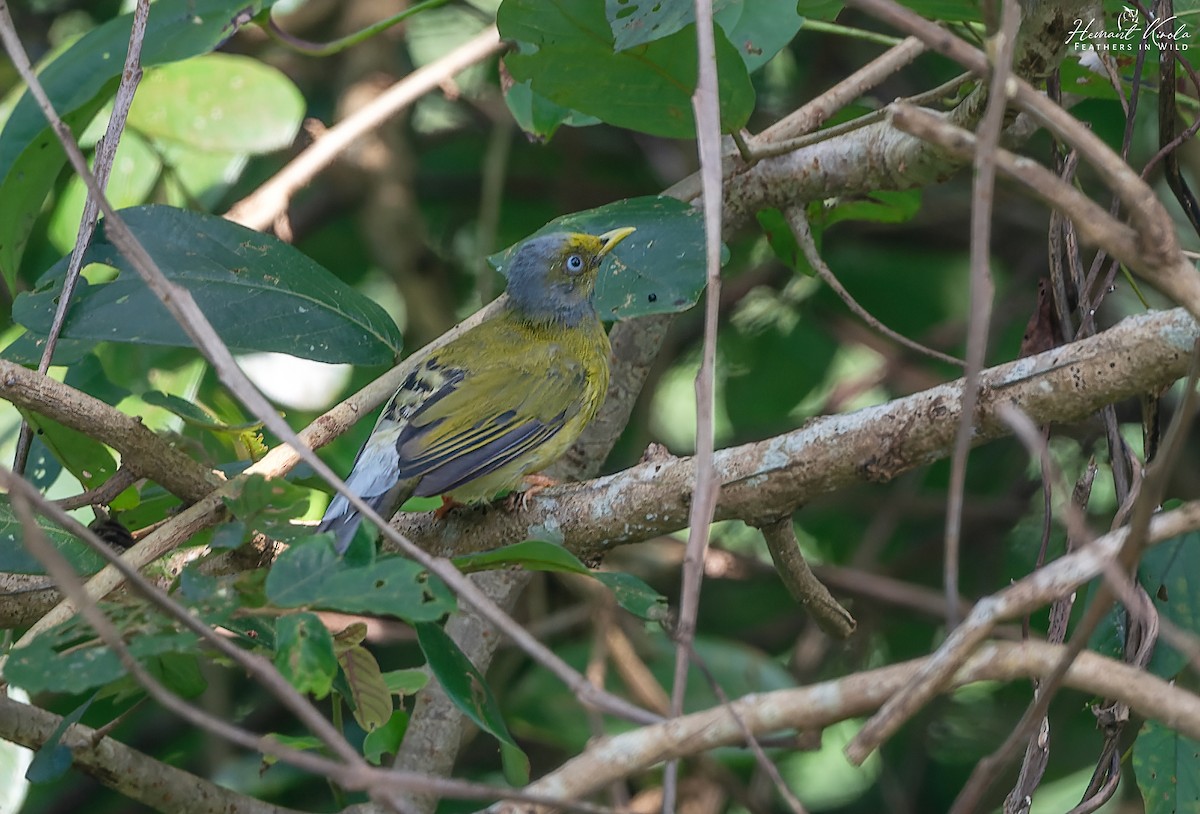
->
[[505, 231, 620, 326]]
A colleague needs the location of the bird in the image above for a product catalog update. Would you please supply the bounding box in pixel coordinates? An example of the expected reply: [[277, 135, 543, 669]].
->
[[317, 226, 636, 553]]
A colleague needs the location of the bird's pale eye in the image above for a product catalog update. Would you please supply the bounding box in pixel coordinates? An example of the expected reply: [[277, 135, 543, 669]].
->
[[565, 253, 585, 274]]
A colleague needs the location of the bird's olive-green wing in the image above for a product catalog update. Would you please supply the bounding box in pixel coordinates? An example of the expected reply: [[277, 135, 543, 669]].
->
[[393, 347, 591, 497]]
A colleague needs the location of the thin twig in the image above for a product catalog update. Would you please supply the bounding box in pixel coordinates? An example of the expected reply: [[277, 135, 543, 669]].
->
[[945, 0, 1020, 626], [225, 26, 504, 231], [11, 0, 149, 477], [497, 639, 1200, 808], [787, 207, 964, 366], [684, 640, 809, 814], [665, 1, 726, 808], [843, 497, 1200, 766], [846, 0, 1200, 321]]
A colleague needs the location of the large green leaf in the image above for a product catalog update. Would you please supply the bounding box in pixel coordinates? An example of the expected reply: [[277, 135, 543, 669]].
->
[[416, 621, 530, 785], [502, 79, 601, 141], [3, 621, 197, 695], [265, 539, 456, 622], [489, 197, 711, 320], [127, 53, 304, 153], [499, 0, 754, 138], [0, 0, 272, 289], [14, 206, 404, 365]]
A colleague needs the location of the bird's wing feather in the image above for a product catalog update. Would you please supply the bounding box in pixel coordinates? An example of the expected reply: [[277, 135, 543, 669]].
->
[[394, 343, 589, 496]]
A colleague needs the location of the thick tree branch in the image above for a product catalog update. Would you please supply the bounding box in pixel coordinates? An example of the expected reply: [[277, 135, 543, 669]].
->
[[0, 693, 307, 814], [388, 307, 1199, 557], [494, 640, 1200, 808], [0, 360, 218, 502]]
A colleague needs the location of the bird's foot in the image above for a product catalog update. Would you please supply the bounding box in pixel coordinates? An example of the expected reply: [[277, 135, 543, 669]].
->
[[434, 494, 464, 520], [504, 474, 561, 511]]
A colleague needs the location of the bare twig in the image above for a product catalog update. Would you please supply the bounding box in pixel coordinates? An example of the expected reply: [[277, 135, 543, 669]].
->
[[11, 0, 149, 476], [787, 207, 963, 366], [846, 0, 1200, 320], [225, 26, 504, 231], [945, 0, 1021, 626], [665, 3, 726, 808]]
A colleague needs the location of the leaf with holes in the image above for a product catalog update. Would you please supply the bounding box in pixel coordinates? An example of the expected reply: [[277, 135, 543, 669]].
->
[[266, 539, 456, 623]]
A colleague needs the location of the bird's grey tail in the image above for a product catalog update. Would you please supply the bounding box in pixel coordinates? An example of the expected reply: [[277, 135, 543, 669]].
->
[[316, 493, 384, 554]]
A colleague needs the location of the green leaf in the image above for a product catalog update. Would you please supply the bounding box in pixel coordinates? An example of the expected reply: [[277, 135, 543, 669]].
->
[[261, 733, 324, 767], [0, 497, 106, 576], [4, 622, 198, 695], [338, 645, 393, 732], [593, 571, 670, 621], [1134, 720, 1200, 814], [383, 668, 430, 696], [45, 131, 162, 255], [714, 0, 806, 72], [499, 0, 754, 138], [415, 621, 528, 783], [822, 189, 923, 228], [1138, 531, 1200, 677], [607, 0, 728, 50], [274, 612, 338, 699], [20, 411, 118, 495], [756, 208, 809, 275], [0, 0, 270, 288], [25, 694, 93, 783], [502, 79, 600, 141], [363, 710, 410, 765], [145, 652, 208, 699], [489, 197, 711, 320], [127, 53, 304, 153], [607, 0, 801, 69], [222, 474, 312, 543], [266, 540, 457, 623], [453, 540, 667, 621], [453, 539, 589, 574], [15, 206, 404, 365], [141, 391, 262, 433]]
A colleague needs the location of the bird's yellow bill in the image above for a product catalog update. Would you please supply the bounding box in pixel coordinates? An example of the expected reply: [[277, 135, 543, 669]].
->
[[597, 226, 636, 256]]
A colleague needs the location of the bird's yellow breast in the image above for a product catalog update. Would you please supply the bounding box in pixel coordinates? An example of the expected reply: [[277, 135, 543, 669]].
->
[[423, 307, 610, 502]]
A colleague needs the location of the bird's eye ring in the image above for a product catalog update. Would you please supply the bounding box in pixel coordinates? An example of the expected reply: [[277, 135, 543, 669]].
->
[[565, 254, 585, 274]]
